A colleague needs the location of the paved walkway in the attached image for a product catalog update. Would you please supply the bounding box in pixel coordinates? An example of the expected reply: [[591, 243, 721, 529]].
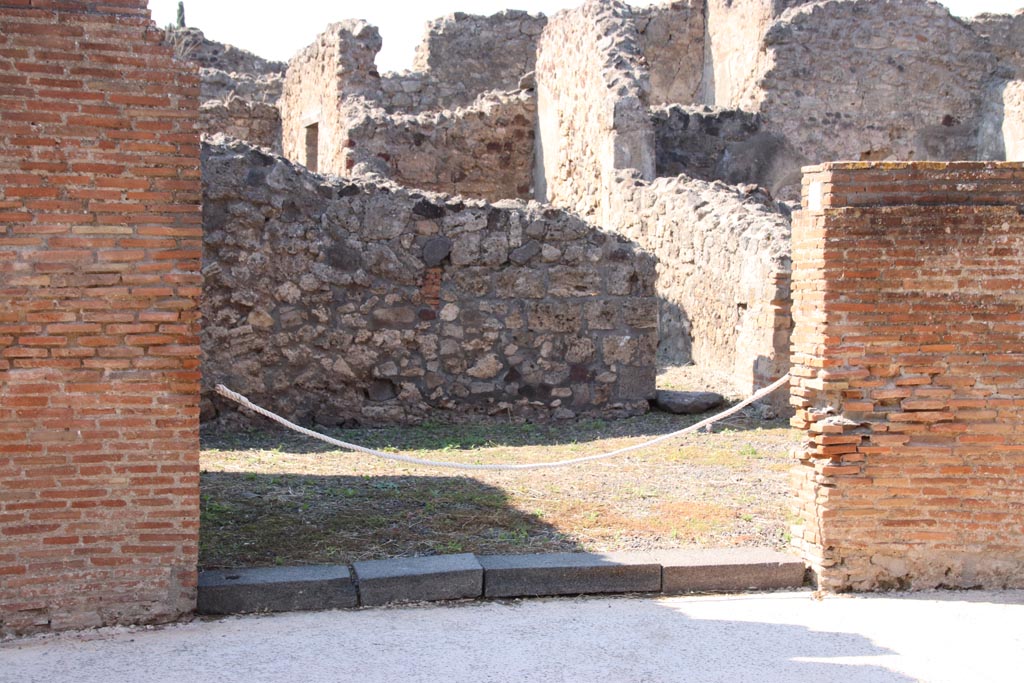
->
[[3, 590, 1023, 682]]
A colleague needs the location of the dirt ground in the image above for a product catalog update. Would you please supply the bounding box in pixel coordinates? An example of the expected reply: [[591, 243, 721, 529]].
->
[[199, 365, 798, 568]]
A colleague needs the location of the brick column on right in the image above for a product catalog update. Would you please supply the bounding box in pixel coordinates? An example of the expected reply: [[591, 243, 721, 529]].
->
[[790, 161, 1024, 591]]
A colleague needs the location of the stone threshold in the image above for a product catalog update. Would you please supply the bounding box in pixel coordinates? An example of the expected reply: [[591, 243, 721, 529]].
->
[[198, 548, 807, 615]]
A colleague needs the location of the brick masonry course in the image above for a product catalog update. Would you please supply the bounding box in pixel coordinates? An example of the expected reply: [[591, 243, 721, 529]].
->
[[0, 0, 202, 636], [790, 161, 1024, 591]]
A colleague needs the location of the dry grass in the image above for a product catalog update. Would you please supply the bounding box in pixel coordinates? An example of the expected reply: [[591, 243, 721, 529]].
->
[[199, 403, 799, 569]]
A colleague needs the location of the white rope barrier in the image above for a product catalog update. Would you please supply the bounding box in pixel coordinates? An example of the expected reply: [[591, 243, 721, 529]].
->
[[214, 374, 790, 471]]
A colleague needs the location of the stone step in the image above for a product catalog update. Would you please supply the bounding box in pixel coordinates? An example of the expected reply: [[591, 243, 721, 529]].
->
[[352, 553, 483, 606], [479, 552, 662, 598], [197, 549, 807, 614], [197, 565, 357, 614], [654, 548, 808, 594]]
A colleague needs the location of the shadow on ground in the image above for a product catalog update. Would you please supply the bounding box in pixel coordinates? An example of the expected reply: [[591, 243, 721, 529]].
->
[[199, 472, 584, 569]]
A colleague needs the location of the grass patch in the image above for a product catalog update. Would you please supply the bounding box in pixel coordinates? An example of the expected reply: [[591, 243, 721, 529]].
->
[[199, 406, 798, 569]]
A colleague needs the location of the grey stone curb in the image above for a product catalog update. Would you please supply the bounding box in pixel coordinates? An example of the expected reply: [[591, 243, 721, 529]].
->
[[656, 547, 808, 594], [480, 552, 662, 598], [353, 553, 483, 606], [197, 565, 357, 614], [197, 548, 806, 615]]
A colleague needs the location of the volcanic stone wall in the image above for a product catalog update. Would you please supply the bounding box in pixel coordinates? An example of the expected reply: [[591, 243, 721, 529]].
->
[[342, 91, 535, 202], [790, 161, 1024, 591], [534, 0, 654, 214], [968, 11, 1024, 79], [199, 98, 280, 154], [651, 104, 762, 181], [279, 19, 538, 200], [279, 21, 381, 176], [201, 139, 657, 427], [749, 0, 998, 198], [631, 0, 704, 106], [535, 0, 791, 399], [166, 26, 285, 78], [164, 27, 283, 153], [391, 10, 546, 113], [701, 0, 814, 107], [1, 0, 201, 635], [607, 173, 792, 397]]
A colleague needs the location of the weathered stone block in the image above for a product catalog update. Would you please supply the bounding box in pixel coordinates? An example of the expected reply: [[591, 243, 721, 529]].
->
[[198, 566, 358, 614], [656, 548, 806, 594], [422, 236, 452, 266], [654, 390, 725, 414], [479, 552, 662, 597], [353, 553, 483, 605]]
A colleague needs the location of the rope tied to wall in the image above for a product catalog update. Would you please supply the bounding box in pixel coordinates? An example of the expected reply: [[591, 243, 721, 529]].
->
[[214, 374, 790, 471]]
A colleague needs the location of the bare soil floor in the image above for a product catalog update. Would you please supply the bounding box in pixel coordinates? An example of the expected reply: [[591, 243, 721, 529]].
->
[[199, 366, 798, 568]]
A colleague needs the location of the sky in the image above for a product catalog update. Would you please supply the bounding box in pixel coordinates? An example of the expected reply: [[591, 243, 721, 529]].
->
[[149, 0, 1024, 73]]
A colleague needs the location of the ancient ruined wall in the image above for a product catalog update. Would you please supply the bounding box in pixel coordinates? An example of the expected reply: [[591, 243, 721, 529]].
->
[[200, 99, 281, 153], [344, 92, 535, 202], [634, 0, 704, 106], [700, 0, 808, 106], [651, 104, 761, 180], [607, 171, 791, 399], [403, 10, 546, 112], [201, 139, 657, 427], [535, 1, 789, 398], [166, 27, 285, 78], [534, 0, 654, 214], [0, 1, 201, 635], [198, 68, 282, 106], [751, 0, 997, 198], [791, 161, 1024, 591], [279, 21, 381, 175], [968, 12, 1024, 79], [651, 103, 807, 197], [166, 28, 284, 155]]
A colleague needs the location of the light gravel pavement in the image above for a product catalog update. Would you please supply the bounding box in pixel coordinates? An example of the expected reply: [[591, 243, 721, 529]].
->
[[3, 590, 1023, 682]]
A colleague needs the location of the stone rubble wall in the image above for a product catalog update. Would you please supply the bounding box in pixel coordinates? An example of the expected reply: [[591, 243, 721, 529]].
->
[[700, 0, 814, 107], [791, 161, 1024, 591], [386, 10, 546, 113], [201, 139, 658, 427], [200, 98, 281, 154], [165, 27, 286, 78], [968, 11, 1024, 79], [651, 103, 808, 199], [607, 172, 792, 401], [279, 21, 382, 176], [652, 104, 761, 181], [534, 0, 654, 214], [628, 0, 705, 106], [748, 0, 998, 199], [535, 1, 791, 399], [164, 28, 283, 153], [343, 91, 536, 202], [199, 68, 282, 106]]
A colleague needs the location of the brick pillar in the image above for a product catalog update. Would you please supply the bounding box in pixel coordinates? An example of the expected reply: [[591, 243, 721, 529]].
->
[[790, 161, 1024, 591], [1, 1, 201, 634]]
